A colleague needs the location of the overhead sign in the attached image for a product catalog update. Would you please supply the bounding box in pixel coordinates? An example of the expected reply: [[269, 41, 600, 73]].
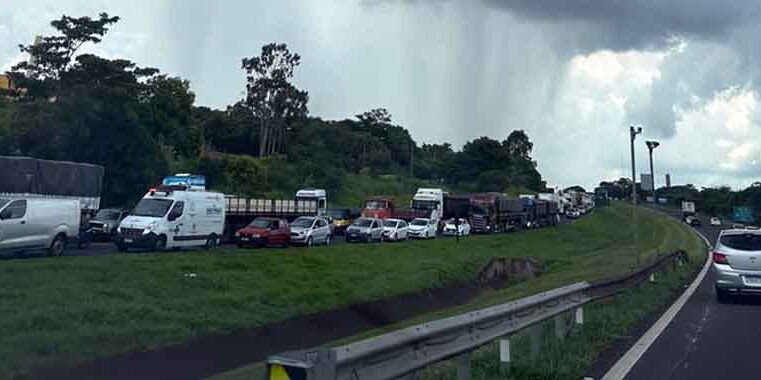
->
[[640, 174, 653, 191]]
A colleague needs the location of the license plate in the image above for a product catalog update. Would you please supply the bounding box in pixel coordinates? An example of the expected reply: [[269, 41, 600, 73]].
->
[[240, 237, 249, 241], [744, 276, 761, 286], [123, 239, 133, 243]]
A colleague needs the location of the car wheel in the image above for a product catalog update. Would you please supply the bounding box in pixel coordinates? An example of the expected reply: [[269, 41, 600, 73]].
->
[[116, 243, 127, 252], [716, 286, 730, 303], [325, 235, 332, 246], [48, 234, 66, 257], [154, 236, 167, 252], [204, 234, 218, 250], [307, 237, 314, 247]]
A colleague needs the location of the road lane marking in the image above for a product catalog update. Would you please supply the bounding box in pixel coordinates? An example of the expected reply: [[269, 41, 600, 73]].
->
[[601, 223, 712, 380]]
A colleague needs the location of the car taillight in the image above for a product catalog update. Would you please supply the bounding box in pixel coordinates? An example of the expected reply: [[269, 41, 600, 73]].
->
[[713, 251, 729, 265]]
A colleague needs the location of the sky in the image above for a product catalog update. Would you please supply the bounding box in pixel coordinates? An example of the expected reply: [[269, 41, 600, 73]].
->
[[3, 0, 761, 191]]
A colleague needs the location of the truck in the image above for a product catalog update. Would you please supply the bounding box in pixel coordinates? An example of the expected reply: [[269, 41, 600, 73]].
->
[[361, 188, 446, 223], [468, 193, 526, 233], [361, 197, 428, 221], [0, 155, 104, 213], [223, 187, 327, 241], [523, 197, 559, 227], [443, 193, 525, 233]]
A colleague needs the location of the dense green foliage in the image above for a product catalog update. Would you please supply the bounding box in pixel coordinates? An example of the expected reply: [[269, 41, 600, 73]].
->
[[1, 13, 545, 207]]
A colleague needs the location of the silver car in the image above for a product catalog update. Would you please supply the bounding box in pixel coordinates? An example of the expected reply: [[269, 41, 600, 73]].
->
[[714, 228, 761, 302], [289, 216, 331, 246], [346, 217, 383, 243], [88, 208, 128, 239]]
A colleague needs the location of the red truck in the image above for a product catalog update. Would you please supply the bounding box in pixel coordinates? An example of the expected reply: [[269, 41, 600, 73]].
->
[[361, 197, 428, 221]]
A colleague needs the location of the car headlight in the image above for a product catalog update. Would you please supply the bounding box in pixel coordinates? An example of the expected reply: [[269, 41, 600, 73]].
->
[[116, 226, 121, 233], [143, 222, 158, 235]]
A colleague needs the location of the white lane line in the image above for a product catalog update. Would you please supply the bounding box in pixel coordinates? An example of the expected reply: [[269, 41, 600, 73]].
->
[[601, 224, 712, 380]]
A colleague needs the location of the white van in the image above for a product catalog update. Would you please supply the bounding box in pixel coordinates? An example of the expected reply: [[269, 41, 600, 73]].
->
[[0, 198, 80, 256], [115, 186, 225, 251]]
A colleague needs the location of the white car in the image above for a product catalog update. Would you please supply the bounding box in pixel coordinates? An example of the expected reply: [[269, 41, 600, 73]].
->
[[408, 218, 437, 239], [442, 218, 471, 236], [710, 217, 722, 226], [382, 218, 409, 241]]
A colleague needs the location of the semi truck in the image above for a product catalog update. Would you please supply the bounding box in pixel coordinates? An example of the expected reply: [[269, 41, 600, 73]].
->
[[361, 188, 446, 223], [0, 155, 104, 213], [468, 193, 525, 233], [224, 187, 327, 241]]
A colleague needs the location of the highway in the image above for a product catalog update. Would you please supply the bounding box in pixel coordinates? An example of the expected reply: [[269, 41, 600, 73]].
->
[[624, 207, 761, 379]]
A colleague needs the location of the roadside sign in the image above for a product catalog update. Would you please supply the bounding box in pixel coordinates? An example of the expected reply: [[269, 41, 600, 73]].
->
[[733, 206, 755, 224]]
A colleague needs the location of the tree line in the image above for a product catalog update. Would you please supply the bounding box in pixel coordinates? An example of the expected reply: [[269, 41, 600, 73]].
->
[[0, 12, 546, 207]]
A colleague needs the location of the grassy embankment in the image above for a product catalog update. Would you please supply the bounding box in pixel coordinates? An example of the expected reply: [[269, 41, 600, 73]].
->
[[0, 202, 703, 378]]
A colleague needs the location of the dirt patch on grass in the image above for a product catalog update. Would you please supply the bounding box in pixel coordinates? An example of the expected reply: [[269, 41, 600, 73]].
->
[[24, 258, 543, 380]]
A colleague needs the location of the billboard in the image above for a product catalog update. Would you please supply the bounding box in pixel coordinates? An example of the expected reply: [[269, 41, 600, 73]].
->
[[641, 174, 653, 191]]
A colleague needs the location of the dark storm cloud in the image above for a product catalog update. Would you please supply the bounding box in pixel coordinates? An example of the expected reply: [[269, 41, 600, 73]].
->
[[484, 0, 760, 52]]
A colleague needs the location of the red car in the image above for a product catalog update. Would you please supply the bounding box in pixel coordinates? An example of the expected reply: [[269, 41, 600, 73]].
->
[[235, 217, 290, 248]]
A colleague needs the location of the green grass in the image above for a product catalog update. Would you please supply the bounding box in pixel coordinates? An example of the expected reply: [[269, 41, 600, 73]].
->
[[0, 202, 703, 379], [332, 172, 440, 208], [417, 258, 702, 380]]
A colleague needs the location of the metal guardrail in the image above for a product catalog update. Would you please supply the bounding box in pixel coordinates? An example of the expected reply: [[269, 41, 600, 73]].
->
[[266, 250, 688, 380]]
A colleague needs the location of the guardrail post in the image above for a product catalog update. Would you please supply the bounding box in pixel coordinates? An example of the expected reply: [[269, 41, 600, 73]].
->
[[649, 273, 656, 282], [529, 324, 542, 358], [574, 307, 584, 325], [456, 352, 471, 380], [499, 337, 511, 369], [554, 313, 567, 339]]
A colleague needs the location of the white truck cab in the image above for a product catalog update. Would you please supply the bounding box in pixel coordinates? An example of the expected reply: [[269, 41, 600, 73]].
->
[[116, 185, 225, 252], [296, 188, 328, 215], [411, 188, 445, 222]]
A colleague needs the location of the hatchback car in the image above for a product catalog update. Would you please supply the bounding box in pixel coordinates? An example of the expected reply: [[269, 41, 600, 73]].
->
[[236, 217, 289, 248], [408, 218, 437, 239], [442, 218, 471, 236], [346, 217, 383, 243], [382, 218, 409, 241], [714, 228, 761, 302], [289, 216, 331, 246]]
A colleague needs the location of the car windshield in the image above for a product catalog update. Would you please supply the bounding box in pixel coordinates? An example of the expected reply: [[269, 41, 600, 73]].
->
[[95, 210, 121, 220], [411, 219, 428, 226], [364, 201, 387, 209], [291, 218, 314, 228], [249, 219, 271, 228], [354, 218, 373, 227], [383, 220, 398, 227], [327, 209, 348, 219], [720, 233, 761, 251], [131, 199, 173, 218]]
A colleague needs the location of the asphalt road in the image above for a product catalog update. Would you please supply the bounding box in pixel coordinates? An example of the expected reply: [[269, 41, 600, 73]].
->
[[624, 207, 761, 380]]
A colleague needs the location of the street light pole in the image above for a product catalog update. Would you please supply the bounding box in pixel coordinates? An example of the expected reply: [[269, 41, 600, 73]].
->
[[629, 126, 643, 204], [646, 140, 660, 204]]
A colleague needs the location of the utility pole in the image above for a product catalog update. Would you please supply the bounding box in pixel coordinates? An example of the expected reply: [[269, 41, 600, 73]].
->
[[646, 140, 660, 204], [410, 142, 414, 178], [629, 126, 643, 203], [630, 125, 642, 269]]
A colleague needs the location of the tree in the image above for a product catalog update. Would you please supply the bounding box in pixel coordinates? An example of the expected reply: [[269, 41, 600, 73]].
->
[[356, 108, 391, 125], [504, 130, 533, 162], [10, 13, 119, 98], [241, 43, 309, 158]]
